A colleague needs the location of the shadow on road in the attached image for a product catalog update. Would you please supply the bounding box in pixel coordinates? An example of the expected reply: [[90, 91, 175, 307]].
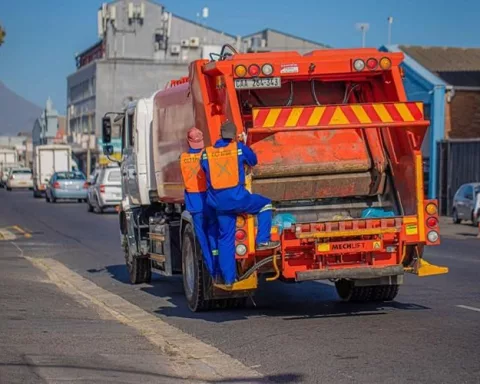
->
[[102, 264, 430, 323], [0, 362, 303, 383]]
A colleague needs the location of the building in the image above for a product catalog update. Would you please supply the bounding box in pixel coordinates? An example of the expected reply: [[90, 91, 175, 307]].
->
[[242, 28, 330, 53], [66, 0, 328, 175], [0, 135, 27, 166], [397, 46, 480, 139], [32, 97, 64, 146]]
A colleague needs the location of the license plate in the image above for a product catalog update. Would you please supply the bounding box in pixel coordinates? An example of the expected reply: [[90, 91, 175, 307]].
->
[[234, 77, 281, 90]]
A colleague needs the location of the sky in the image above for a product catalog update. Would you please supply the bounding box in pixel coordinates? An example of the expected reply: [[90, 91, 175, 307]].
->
[[0, 0, 479, 114]]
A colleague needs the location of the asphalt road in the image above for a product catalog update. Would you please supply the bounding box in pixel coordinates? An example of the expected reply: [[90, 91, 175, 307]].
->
[[1, 188, 479, 383]]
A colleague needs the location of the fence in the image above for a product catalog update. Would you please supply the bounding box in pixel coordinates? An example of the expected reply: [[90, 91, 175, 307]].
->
[[437, 139, 480, 215]]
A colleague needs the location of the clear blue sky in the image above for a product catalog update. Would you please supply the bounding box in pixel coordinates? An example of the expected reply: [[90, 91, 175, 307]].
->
[[0, 0, 478, 114]]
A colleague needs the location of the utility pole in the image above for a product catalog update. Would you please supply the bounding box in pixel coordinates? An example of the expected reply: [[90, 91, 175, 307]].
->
[[355, 23, 370, 48], [87, 114, 92, 177], [387, 16, 393, 45]]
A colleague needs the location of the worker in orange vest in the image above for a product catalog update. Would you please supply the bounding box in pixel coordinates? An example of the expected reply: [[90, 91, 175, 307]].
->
[[201, 121, 280, 287], [180, 127, 218, 278]]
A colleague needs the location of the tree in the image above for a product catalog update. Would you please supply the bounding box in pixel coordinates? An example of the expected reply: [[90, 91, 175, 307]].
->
[[0, 25, 5, 46]]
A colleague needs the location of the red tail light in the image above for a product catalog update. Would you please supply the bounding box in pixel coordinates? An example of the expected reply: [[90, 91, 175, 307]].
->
[[53, 182, 61, 189], [426, 217, 438, 228], [235, 229, 246, 241], [248, 64, 260, 76], [100, 185, 105, 194], [83, 182, 89, 189]]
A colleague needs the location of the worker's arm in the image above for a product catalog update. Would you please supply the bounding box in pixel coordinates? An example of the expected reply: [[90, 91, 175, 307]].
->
[[239, 142, 257, 167]]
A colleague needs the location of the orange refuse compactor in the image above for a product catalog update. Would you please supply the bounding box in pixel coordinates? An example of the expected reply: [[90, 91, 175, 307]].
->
[[131, 45, 448, 308]]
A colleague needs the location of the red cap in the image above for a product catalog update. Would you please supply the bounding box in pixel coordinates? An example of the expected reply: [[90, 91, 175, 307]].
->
[[187, 127, 204, 149]]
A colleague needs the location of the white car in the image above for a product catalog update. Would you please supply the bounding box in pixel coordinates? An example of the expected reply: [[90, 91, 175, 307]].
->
[[6, 168, 34, 191], [0, 164, 21, 188], [86, 166, 122, 213]]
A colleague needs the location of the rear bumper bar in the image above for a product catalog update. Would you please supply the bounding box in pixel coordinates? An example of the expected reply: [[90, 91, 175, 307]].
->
[[295, 265, 404, 282]]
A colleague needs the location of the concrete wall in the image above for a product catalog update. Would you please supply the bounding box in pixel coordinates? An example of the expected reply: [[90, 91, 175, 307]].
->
[[243, 29, 327, 54], [95, 59, 188, 138], [449, 90, 480, 138], [105, 0, 165, 60]]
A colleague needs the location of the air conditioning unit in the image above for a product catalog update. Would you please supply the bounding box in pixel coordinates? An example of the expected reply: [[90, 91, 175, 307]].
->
[[170, 45, 181, 54], [190, 37, 200, 47], [180, 39, 190, 48]]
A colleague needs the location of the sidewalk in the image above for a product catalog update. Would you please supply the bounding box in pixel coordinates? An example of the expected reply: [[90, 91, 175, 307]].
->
[[0, 241, 192, 384]]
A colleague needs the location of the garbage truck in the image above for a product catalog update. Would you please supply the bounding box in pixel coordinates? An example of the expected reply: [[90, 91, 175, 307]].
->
[[103, 45, 448, 312]]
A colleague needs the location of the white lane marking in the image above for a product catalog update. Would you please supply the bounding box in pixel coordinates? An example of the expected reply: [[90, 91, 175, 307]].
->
[[19, 251, 263, 382], [456, 305, 480, 313]]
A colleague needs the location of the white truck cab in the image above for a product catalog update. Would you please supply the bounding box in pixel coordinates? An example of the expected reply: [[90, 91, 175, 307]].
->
[[120, 92, 157, 209]]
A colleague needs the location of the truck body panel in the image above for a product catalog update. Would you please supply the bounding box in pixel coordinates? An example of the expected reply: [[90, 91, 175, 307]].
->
[[33, 145, 72, 193], [0, 148, 18, 172]]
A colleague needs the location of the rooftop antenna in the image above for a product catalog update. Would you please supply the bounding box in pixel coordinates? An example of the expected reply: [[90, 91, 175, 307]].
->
[[387, 16, 393, 45], [355, 22, 370, 48]]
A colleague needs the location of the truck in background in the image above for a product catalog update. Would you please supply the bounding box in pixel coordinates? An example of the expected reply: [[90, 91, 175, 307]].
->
[[32, 144, 72, 198], [103, 45, 448, 312], [0, 147, 19, 187]]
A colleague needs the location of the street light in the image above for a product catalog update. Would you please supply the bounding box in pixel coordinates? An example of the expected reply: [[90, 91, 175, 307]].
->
[[387, 16, 394, 45], [355, 23, 370, 48]]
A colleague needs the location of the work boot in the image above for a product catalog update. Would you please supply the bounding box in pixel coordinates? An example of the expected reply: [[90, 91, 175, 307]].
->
[[256, 241, 280, 251]]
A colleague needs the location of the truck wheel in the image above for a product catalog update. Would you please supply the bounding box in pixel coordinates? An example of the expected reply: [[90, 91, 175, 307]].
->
[[335, 279, 373, 302], [87, 199, 94, 212], [370, 285, 400, 301], [182, 223, 210, 312], [124, 235, 152, 284]]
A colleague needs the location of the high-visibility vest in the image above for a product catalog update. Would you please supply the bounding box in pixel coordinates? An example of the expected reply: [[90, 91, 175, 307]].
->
[[205, 142, 240, 190], [180, 152, 207, 193]]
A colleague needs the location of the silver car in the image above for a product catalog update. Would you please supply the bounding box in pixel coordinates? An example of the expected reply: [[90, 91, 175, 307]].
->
[[45, 171, 88, 203], [86, 166, 122, 213], [452, 182, 480, 225]]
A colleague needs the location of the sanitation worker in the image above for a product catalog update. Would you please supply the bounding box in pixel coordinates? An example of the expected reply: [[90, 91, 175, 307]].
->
[[201, 121, 280, 288], [180, 127, 218, 278]]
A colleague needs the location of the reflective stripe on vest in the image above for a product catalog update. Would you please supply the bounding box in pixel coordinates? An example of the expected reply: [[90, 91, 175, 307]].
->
[[205, 142, 240, 190], [180, 152, 207, 193]]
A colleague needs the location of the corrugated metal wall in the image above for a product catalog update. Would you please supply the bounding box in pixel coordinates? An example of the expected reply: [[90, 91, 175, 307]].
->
[[437, 139, 480, 215]]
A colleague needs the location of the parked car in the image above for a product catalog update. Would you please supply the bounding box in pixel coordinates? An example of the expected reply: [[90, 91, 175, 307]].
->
[[452, 182, 480, 225], [5, 168, 34, 191], [87, 166, 122, 213], [45, 171, 88, 203], [0, 164, 20, 188]]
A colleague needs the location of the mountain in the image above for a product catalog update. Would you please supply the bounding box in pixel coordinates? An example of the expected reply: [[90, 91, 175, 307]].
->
[[0, 81, 42, 136]]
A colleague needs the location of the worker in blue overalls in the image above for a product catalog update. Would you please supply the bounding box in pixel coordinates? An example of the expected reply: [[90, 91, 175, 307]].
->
[[180, 127, 218, 278], [201, 121, 280, 288]]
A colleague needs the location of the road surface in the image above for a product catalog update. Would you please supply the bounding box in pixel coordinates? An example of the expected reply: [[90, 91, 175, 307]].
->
[[0, 189, 479, 383]]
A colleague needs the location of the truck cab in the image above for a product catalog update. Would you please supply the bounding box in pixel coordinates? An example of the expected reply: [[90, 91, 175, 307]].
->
[[119, 94, 157, 209]]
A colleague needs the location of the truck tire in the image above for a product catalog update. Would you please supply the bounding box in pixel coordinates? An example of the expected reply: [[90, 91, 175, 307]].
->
[[370, 285, 400, 301], [182, 223, 210, 312], [335, 279, 373, 302], [124, 235, 152, 284], [87, 199, 94, 212]]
